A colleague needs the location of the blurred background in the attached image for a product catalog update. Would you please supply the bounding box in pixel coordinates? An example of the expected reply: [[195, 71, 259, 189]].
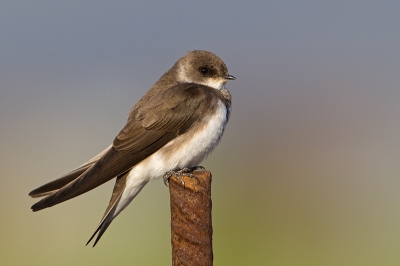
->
[[1, 1, 400, 265]]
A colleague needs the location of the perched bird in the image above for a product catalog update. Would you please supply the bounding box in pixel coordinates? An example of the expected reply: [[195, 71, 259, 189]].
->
[[29, 50, 235, 246]]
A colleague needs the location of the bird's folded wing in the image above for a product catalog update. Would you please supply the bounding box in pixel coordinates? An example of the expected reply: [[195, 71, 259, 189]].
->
[[113, 83, 214, 151], [29, 145, 112, 198], [31, 84, 216, 211]]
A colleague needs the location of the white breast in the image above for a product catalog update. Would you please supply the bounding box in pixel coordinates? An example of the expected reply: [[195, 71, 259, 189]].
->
[[162, 99, 228, 169], [113, 99, 228, 214], [127, 99, 228, 183]]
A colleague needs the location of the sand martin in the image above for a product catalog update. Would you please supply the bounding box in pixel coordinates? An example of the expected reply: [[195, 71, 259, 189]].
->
[[29, 50, 235, 246]]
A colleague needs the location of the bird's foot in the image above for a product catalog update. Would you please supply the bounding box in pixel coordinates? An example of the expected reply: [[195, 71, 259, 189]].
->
[[163, 166, 205, 187]]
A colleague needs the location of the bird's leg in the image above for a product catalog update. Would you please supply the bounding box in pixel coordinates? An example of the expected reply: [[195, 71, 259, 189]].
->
[[163, 166, 205, 186]]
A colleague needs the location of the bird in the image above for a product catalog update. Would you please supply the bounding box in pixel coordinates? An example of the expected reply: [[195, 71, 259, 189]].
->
[[29, 50, 235, 246]]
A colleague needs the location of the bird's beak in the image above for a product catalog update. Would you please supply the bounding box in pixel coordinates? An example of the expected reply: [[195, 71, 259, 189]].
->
[[224, 74, 236, 80]]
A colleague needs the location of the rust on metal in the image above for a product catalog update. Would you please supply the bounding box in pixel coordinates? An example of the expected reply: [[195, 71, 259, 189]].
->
[[169, 170, 213, 266]]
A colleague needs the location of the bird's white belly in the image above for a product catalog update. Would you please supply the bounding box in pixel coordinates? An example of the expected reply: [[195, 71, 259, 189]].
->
[[108, 99, 229, 217], [162, 101, 228, 170], [125, 100, 228, 189]]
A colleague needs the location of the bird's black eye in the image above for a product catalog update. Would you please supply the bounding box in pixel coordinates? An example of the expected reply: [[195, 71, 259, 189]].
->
[[200, 67, 209, 75]]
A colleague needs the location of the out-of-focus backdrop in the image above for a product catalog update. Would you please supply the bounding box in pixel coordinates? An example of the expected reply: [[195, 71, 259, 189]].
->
[[2, 1, 400, 265]]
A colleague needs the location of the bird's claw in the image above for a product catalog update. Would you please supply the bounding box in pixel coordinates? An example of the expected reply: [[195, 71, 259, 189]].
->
[[163, 166, 204, 187]]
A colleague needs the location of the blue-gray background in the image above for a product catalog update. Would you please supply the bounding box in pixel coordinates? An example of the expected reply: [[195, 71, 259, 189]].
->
[[2, 1, 400, 265]]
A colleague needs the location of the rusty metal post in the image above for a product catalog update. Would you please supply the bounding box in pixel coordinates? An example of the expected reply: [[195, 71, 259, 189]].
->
[[169, 170, 213, 266]]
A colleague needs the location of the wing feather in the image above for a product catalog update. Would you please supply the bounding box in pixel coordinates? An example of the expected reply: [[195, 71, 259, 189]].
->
[[29, 145, 112, 198], [31, 84, 218, 211]]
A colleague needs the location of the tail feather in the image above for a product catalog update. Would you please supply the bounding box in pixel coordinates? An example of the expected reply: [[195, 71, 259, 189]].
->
[[86, 172, 128, 247], [86, 172, 148, 247]]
